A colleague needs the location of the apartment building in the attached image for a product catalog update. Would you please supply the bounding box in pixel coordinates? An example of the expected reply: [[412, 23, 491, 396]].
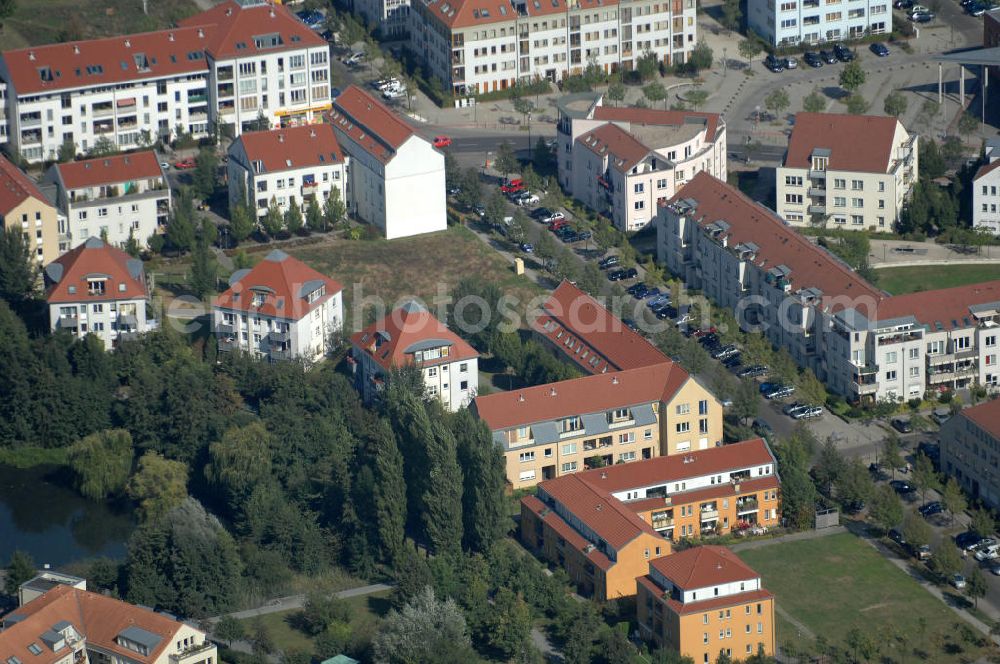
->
[[1, 584, 216, 664], [636, 546, 775, 663], [0, 154, 60, 263], [775, 113, 917, 231], [0, 0, 331, 164], [355, 0, 412, 38], [228, 123, 347, 221], [350, 301, 480, 411], [520, 473, 671, 600], [556, 93, 726, 231], [213, 249, 343, 363], [44, 237, 155, 350], [410, 0, 697, 97], [42, 151, 170, 249], [328, 86, 446, 239], [748, 0, 890, 47], [659, 172, 1000, 404], [973, 139, 1000, 235], [941, 397, 1000, 508], [17, 573, 87, 608]]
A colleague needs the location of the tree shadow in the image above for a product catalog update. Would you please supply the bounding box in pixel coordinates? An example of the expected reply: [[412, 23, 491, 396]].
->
[[366, 594, 392, 617]]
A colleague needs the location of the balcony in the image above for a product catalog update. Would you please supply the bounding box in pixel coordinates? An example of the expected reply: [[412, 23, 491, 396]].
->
[[808, 170, 826, 179], [808, 187, 827, 197], [956, 348, 978, 360], [269, 349, 292, 362], [269, 329, 290, 343], [928, 369, 955, 384], [956, 363, 978, 375], [117, 313, 138, 328], [651, 513, 674, 529], [18, 116, 41, 128], [877, 331, 921, 346], [92, 106, 115, 118], [218, 322, 235, 336], [926, 352, 955, 365], [853, 380, 879, 395], [301, 181, 319, 196], [20, 131, 41, 145], [57, 315, 78, 329], [217, 69, 233, 81], [807, 204, 826, 214], [169, 642, 216, 664], [218, 335, 239, 352], [853, 363, 879, 376], [583, 439, 612, 452], [736, 497, 759, 514], [700, 507, 719, 520], [188, 94, 208, 104]]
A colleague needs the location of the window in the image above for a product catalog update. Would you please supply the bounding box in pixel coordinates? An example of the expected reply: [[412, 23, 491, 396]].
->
[[909, 348, 919, 359], [619, 432, 635, 444], [459, 362, 468, 371], [703, 634, 709, 645], [619, 451, 636, 462], [987, 335, 997, 347], [634, 200, 645, 210], [518, 470, 536, 482], [676, 422, 691, 433], [784, 176, 803, 186], [644, 429, 653, 440], [675, 403, 691, 415], [699, 418, 709, 434], [852, 197, 864, 208], [562, 442, 577, 455], [956, 336, 971, 350], [519, 452, 535, 463], [561, 461, 578, 473], [634, 182, 644, 193], [656, 178, 668, 189], [833, 178, 846, 189], [834, 196, 846, 207], [785, 194, 803, 204], [885, 351, 897, 364], [886, 370, 897, 381], [851, 179, 864, 191], [703, 614, 709, 625], [699, 399, 709, 415], [909, 367, 920, 378], [460, 380, 469, 390]]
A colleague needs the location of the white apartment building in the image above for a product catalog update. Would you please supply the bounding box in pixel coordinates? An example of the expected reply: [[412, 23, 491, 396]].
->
[[658, 172, 1000, 405], [44, 237, 155, 350], [356, 0, 413, 38], [228, 123, 347, 220], [941, 398, 1000, 509], [776, 113, 917, 231], [973, 139, 1000, 235], [748, 0, 890, 47], [0, 0, 331, 164], [41, 151, 170, 249], [328, 85, 446, 239], [213, 249, 343, 364], [410, 0, 697, 97], [350, 301, 480, 411], [556, 92, 726, 231]]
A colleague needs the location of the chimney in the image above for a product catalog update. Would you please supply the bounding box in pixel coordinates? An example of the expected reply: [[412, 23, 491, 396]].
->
[[595, 504, 602, 511], [198, 28, 204, 38], [549, 387, 557, 396], [600, 471, 607, 479], [611, 376, 618, 385], [278, 133, 284, 143], [28, 51, 35, 61], [226, 6, 232, 14], [168, 32, 175, 41], [518, 394, 525, 402], [73, 45, 80, 55], [124, 39, 131, 47], [309, 128, 316, 138], [269, 7, 275, 16]]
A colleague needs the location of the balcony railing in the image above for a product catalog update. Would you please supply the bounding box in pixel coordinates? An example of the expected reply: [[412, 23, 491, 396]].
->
[[877, 332, 921, 346], [736, 498, 759, 514], [807, 187, 826, 197], [269, 329, 290, 343], [92, 106, 115, 118], [57, 315, 79, 329], [218, 336, 239, 352], [169, 642, 216, 664], [807, 204, 826, 214], [808, 169, 826, 179], [18, 116, 41, 128], [926, 352, 955, 365], [853, 363, 879, 376], [853, 381, 879, 395], [270, 349, 292, 362], [188, 94, 208, 104], [956, 348, 978, 360]]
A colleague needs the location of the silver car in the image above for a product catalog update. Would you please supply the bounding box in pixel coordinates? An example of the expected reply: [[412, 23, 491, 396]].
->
[[793, 406, 823, 420]]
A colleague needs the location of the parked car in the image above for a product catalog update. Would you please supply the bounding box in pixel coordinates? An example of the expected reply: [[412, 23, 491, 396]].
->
[[890, 418, 913, 434], [549, 219, 569, 232], [712, 345, 739, 360], [173, 158, 196, 170], [764, 54, 785, 73], [433, 135, 452, 148], [783, 402, 810, 417], [889, 528, 906, 545], [517, 192, 540, 206], [577, 230, 593, 241], [976, 543, 1000, 561], [819, 50, 837, 64], [619, 267, 638, 280], [763, 385, 795, 400], [833, 44, 854, 61], [793, 406, 824, 420], [910, 11, 934, 21], [955, 531, 985, 551], [870, 43, 890, 57], [968, 2, 988, 15], [540, 211, 565, 224], [930, 408, 951, 425], [991, 562, 1000, 576], [918, 501, 943, 517], [655, 305, 678, 320], [501, 178, 525, 194], [648, 295, 671, 309], [607, 268, 628, 281], [914, 544, 932, 561], [560, 231, 581, 243], [890, 479, 914, 494], [752, 418, 775, 439], [622, 318, 640, 332], [804, 51, 823, 67], [599, 255, 621, 270], [893, 0, 913, 7], [520, 243, 534, 253], [472, 204, 486, 217], [917, 441, 940, 465], [722, 354, 742, 369], [738, 365, 768, 378], [784, 57, 798, 69], [531, 207, 553, 220]]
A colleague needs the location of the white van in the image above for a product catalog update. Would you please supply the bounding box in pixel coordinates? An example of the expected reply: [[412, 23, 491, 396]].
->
[[975, 543, 1000, 561]]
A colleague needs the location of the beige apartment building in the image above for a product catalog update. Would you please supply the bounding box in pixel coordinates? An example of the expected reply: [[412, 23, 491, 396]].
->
[[941, 397, 1000, 508], [0, 154, 61, 263], [775, 113, 917, 231]]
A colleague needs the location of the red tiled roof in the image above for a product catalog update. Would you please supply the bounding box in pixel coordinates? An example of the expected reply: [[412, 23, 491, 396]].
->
[[628, 475, 779, 514], [955, 396, 1000, 440], [1, 27, 212, 96], [44, 238, 147, 304], [472, 361, 688, 431], [874, 280, 1000, 331], [594, 106, 722, 143], [975, 159, 1000, 181], [637, 574, 773, 615], [235, 124, 344, 174], [532, 280, 670, 374], [0, 154, 48, 216], [350, 301, 479, 371], [328, 85, 415, 163], [213, 249, 342, 320], [669, 173, 885, 310], [55, 151, 162, 189], [2, 585, 187, 664], [522, 494, 614, 571], [178, 0, 326, 60], [650, 545, 760, 589], [578, 123, 651, 173], [784, 113, 900, 173], [417, 0, 519, 29]]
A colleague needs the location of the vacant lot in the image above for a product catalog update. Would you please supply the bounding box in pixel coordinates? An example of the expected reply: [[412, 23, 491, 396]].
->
[[0, 0, 199, 49], [877, 263, 1000, 296], [738, 532, 989, 663]]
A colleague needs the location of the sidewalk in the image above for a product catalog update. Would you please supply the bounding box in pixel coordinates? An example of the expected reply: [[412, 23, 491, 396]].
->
[[206, 582, 393, 623], [731, 525, 847, 552]]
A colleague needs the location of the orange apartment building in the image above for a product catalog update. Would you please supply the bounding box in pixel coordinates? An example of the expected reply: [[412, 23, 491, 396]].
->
[[637, 546, 775, 663]]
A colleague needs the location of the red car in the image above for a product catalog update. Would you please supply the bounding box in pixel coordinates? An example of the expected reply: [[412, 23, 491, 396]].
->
[[549, 219, 569, 232], [173, 158, 196, 170], [500, 178, 524, 194], [433, 135, 452, 148]]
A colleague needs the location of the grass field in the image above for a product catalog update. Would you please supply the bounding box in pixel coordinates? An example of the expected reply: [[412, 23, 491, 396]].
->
[[877, 263, 1000, 296], [0, 0, 200, 49], [738, 532, 989, 662]]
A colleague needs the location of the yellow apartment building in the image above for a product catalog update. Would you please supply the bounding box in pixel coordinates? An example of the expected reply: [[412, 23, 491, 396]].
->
[[0, 154, 61, 264]]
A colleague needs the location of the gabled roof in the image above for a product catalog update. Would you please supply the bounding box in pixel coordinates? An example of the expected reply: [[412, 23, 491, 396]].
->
[[975, 159, 1000, 182], [593, 106, 722, 143], [0, 585, 188, 664], [178, 0, 326, 60], [350, 301, 479, 371], [44, 238, 147, 304], [577, 123, 651, 173], [522, 494, 614, 571], [784, 113, 902, 173], [637, 575, 773, 615], [958, 397, 1000, 440], [54, 151, 162, 190], [234, 124, 344, 174], [873, 280, 1000, 331], [0, 155, 49, 216], [213, 249, 342, 320], [328, 86, 415, 164], [418, 0, 519, 29], [532, 280, 671, 374], [650, 545, 760, 590], [472, 362, 689, 431]]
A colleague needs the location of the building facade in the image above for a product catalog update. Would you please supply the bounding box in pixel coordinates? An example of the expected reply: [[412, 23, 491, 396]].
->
[[356, 0, 412, 38], [775, 113, 917, 231], [748, 0, 890, 47], [44, 237, 155, 350], [973, 139, 1000, 235], [350, 301, 480, 411], [228, 123, 347, 221], [213, 249, 343, 364], [636, 546, 775, 663], [328, 86, 446, 239], [42, 151, 170, 248], [410, 0, 697, 97], [0, 154, 61, 262], [0, 0, 331, 164], [941, 398, 1000, 508], [555, 93, 726, 232]]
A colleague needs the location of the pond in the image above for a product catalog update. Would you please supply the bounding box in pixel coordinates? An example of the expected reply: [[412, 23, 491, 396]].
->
[[0, 464, 135, 567]]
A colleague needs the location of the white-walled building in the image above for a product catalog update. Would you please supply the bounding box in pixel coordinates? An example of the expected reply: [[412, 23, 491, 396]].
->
[[775, 113, 917, 232], [228, 123, 347, 221], [556, 93, 726, 232], [44, 237, 155, 350], [328, 85, 446, 239], [0, 0, 331, 164], [355, 0, 412, 39], [350, 301, 480, 411], [411, 0, 697, 97], [748, 0, 890, 47], [42, 151, 170, 249], [973, 139, 1000, 235], [213, 249, 343, 364]]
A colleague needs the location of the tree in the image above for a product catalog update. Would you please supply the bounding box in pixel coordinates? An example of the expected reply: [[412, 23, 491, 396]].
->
[[457, 168, 483, 211], [189, 218, 217, 299], [733, 378, 759, 425], [229, 201, 255, 243], [193, 148, 218, 199], [58, 139, 77, 163], [685, 89, 709, 110], [813, 438, 845, 496], [323, 187, 347, 230], [883, 90, 908, 118], [839, 61, 867, 94], [688, 40, 714, 73], [372, 587, 474, 663], [901, 512, 932, 550], [912, 452, 939, 504], [205, 422, 272, 513], [643, 82, 667, 109], [166, 189, 196, 253], [606, 79, 626, 107], [454, 409, 508, 552], [422, 418, 465, 555], [636, 51, 659, 82], [303, 196, 323, 234], [369, 421, 407, 563], [738, 39, 762, 68], [127, 451, 189, 521], [941, 477, 967, 525], [958, 112, 979, 140], [721, 0, 742, 30], [68, 429, 133, 501], [881, 434, 903, 479], [88, 136, 119, 157], [836, 458, 874, 508], [764, 88, 790, 118], [214, 615, 246, 647], [972, 508, 995, 538], [869, 484, 903, 535], [967, 567, 987, 608], [483, 588, 532, 659], [261, 198, 284, 238], [299, 591, 350, 636], [845, 94, 869, 115], [781, 466, 817, 530], [495, 141, 518, 180], [5, 551, 35, 596], [931, 540, 962, 578], [284, 198, 304, 235], [803, 88, 826, 113], [0, 227, 37, 304]]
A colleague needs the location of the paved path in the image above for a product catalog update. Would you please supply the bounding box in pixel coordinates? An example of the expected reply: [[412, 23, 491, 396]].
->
[[207, 583, 393, 623], [731, 525, 846, 552]]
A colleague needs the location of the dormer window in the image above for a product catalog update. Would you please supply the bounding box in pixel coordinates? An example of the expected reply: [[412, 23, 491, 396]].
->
[[251, 293, 265, 307], [87, 279, 106, 296]]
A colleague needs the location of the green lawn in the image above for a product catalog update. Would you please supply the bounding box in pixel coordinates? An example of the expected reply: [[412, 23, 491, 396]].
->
[[876, 263, 1000, 296], [738, 532, 989, 662]]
